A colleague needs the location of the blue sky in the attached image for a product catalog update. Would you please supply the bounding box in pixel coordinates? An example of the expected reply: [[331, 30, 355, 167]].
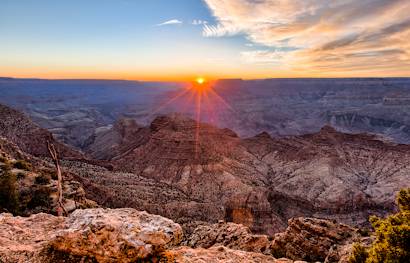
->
[[0, 0, 247, 80], [1, 0, 410, 80]]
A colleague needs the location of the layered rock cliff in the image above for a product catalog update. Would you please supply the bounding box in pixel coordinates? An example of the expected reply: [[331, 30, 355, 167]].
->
[[0, 104, 81, 158], [80, 114, 410, 235]]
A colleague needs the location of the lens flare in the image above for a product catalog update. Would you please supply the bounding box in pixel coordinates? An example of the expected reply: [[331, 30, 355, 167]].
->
[[196, 77, 205, 85], [149, 77, 235, 160]]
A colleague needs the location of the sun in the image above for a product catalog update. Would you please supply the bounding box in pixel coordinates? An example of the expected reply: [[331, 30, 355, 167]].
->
[[196, 77, 205, 85]]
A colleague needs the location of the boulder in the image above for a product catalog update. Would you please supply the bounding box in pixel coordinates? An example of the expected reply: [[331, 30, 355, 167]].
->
[[161, 246, 279, 263], [0, 208, 183, 263], [271, 217, 361, 262], [185, 221, 271, 254]]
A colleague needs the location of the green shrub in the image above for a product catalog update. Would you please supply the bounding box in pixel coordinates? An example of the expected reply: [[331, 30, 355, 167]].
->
[[349, 243, 368, 263], [0, 167, 19, 214], [13, 159, 31, 171], [398, 188, 410, 212], [349, 188, 410, 263], [357, 227, 371, 237]]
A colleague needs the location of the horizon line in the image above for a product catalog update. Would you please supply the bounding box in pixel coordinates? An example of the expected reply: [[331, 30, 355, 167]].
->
[[2, 76, 410, 83]]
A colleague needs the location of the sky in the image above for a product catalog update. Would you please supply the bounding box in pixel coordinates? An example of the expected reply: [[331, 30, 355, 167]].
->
[[1, 0, 410, 81]]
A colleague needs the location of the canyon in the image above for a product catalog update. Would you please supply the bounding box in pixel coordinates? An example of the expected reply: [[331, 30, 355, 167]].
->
[[0, 77, 409, 262]]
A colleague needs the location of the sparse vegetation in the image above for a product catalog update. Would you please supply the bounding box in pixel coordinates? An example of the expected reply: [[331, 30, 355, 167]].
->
[[349, 243, 368, 263], [27, 186, 52, 209], [0, 155, 7, 163], [16, 172, 26, 180], [349, 188, 410, 263], [0, 165, 19, 214], [35, 173, 51, 185], [40, 168, 58, 180], [13, 159, 31, 171]]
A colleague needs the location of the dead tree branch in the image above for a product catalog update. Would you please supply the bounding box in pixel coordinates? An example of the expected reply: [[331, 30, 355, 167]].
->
[[47, 141, 67, 216]]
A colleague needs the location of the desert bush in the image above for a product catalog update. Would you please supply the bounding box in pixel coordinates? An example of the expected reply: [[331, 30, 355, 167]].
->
[[35, 173, 51, 185], [349, 188, 410, 263], [398, 188, 410, 211], [27, 186, 52, 209], [0, 167, 19, 214], [40, 168, 58, 180], [0, 155, 7, 163], [357, 227, 371, 237], [13, 159, 31, 171], [349, 243, 368, 263], [16, 172, 26, 180]]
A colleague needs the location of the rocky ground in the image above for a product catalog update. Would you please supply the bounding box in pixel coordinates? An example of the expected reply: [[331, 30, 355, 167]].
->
[[0, 137, 96, 216], [0, 208, 368, 262]]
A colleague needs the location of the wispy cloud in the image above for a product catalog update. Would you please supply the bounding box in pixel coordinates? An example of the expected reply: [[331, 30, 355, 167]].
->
[[156, 19, 183, 26], [192, 19, 208, 25], [241, 50, 285, 65], [203, 0, 410, 75]]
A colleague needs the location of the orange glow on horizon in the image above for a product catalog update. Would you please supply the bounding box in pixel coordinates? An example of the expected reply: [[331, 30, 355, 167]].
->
[[3, 66, 409, 82]]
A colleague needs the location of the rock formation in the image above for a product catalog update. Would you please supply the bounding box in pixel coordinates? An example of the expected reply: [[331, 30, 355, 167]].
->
[[83, 118, 146, 160], [0, 208, 305, 263], [3, 78, 410, 146], [162, 246, 280, 263], [270, 217, 364, 262], [184, 221, 271, 254], [0, 104, 81, 158], [78, 114, 410, 235], [0, 208, 182, 262]]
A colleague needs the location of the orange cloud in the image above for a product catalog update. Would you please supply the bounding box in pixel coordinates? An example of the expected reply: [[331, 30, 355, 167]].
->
[[203, 0, 410, 76]]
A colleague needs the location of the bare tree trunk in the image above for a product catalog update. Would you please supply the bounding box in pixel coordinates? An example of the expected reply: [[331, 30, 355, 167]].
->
[[47, 141, 67, 216]]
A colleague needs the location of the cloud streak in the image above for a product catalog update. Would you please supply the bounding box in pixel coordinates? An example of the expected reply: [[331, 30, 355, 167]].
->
[[203, 0, 410, 76], [156, 19, 183, 26]]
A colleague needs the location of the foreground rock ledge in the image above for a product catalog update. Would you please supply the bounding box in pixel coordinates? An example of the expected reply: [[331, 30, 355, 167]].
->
[[0, 208, 302, 263], [162, 246, 280, 263], [0, 208, 183, 263], [184, 221, 271, 254]]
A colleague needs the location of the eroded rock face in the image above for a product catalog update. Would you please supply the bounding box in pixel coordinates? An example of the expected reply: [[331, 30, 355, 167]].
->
[[1, 208, 366, 263], [0, 213, 65, 263], [77, 114, 410, 235], [0, 208, 183, 263], [84, 118, 147, 160], [161, 246, 280, 263], [50, 208, 183, 262], [0, 104, 81, 158], [184, 221, 271, 255], [271, 217, 362, 262]]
